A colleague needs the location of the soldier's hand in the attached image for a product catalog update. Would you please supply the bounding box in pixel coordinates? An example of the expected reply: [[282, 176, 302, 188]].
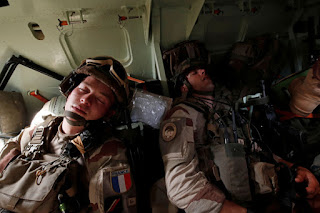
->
[[293, 194, 320, 213], [306, 194, 320, 210], [295, 166, 320, 199]]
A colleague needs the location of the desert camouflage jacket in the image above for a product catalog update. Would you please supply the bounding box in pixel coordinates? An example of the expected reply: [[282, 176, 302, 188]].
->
[[0, 116, 136, 213]]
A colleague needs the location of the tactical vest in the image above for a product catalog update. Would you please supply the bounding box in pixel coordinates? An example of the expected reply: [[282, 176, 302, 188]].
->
[[180, 98, 277, 205], [0, 116, 138, 213], [0, 116, 79, 213]]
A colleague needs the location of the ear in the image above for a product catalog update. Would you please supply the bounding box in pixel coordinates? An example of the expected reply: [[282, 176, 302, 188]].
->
[[181, 84, 189, 93]]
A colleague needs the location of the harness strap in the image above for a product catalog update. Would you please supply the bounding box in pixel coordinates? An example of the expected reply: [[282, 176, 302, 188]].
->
[[0, 148, 20, 173], [275, 109, 320, 121], [182, 79, 213, 96], [64, 111, 86, 126], [181, 100, 208, 114], [23, 116, 60, 159]]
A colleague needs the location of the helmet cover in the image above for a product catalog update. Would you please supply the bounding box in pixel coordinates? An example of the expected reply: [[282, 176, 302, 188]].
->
[[60, 56, 129, 105]]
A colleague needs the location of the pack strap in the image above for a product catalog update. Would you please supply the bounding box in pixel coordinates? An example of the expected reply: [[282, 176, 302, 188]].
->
[[275, 109, 320, 121], [23, 115, 59, 159], [0, 148, 20, 173]]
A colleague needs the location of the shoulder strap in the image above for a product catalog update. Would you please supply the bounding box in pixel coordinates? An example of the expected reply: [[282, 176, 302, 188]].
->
[[23, 116, 61, 159], [180, 98, 209, 116]]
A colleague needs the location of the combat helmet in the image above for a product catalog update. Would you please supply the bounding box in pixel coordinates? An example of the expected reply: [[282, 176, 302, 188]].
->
[[59, 56, 130, 125], [172, 58, 208, 97]]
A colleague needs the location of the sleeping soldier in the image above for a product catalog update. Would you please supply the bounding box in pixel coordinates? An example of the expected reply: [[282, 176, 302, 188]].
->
[[0, 56, 136, 213], [159, 59, 320, 213]]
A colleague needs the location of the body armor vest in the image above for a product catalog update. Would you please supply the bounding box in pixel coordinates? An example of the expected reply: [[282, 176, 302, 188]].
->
[[181, 98, 253, 202]]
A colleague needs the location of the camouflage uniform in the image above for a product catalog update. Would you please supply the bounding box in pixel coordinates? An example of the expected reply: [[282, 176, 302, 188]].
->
[[159, 97, 257, 212], [0, 116, 137, 213]]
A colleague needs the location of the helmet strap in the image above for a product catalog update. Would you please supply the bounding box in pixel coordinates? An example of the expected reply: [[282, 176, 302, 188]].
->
[[182, 79, 193, 92], [181, 91, 188, 100], [192, 90, 214, 96], [64, 111, 87, 126], [182, 79, 213, 97]]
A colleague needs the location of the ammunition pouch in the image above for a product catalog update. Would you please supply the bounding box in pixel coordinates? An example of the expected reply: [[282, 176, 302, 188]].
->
[[250, 162, 278, 195], [211, 143, 252, 202], [0, 153, 76, 213]]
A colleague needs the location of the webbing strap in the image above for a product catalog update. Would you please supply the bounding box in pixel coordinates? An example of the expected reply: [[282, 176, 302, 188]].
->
[[275, 109, 320, 121], [23, 116, 57, 158], [0, 148, 20, 173], [30, 126, 45, 145], [30, 116, 56, 144]]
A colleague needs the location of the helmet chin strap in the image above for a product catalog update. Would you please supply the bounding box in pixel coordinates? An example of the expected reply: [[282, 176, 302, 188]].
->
[[64, 111, 87, 126], [183, 79, 213, 97], [192, 90, 214, 96]]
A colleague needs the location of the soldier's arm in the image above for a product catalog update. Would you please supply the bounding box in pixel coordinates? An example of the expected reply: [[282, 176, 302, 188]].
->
[[0, 122, 38, 160], [0, 130, 24, 159], [159, 109, 234, 212], [273, 154, 320, 198]]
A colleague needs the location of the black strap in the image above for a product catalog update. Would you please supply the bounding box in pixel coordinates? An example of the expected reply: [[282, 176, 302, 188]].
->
[[64, 111, 86, 126]]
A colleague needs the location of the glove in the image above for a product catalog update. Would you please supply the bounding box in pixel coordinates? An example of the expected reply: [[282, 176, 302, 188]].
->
[[63, 120, 111, 158]]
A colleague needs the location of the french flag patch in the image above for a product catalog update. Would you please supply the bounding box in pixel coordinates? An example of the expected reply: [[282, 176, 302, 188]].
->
[[111, 169, 132, 193]]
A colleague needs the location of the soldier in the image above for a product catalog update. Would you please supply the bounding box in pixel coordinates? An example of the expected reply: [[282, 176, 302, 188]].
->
[[0, 56, 136, 213], [159, 59, 320, 212]]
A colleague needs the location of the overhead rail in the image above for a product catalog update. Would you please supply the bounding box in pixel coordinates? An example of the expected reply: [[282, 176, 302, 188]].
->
[[0, 55, 64, 90]]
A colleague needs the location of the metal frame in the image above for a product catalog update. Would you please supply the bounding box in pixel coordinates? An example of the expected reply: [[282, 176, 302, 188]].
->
[[0, 55, 64, 90]]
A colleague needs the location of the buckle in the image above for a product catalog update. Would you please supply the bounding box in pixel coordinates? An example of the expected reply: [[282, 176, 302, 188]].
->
[[23, 126, 45, 159], [28, 141, 44, 153]]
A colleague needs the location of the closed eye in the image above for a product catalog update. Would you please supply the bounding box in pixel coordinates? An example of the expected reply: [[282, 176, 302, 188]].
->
[[78, 87, 89, 93], [96, 97, 105, 104]]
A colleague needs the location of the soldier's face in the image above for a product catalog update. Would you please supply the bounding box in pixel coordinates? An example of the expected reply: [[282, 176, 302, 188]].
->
[[65, 76, 115, 121], [185, 68, 215, 92]]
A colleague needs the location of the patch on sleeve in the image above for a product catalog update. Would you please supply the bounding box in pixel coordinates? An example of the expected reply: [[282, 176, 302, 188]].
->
[[162, 122, 177, 142], [110, 169, 132, 193]]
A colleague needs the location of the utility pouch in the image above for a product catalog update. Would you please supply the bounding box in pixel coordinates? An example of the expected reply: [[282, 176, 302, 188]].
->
[[0, 154, 74, 213], [250, 162, 278, 194], [212, 143, 252, 202]]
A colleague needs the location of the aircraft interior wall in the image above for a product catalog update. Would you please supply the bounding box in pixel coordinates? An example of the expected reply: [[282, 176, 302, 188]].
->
[[0, 0, 320, 154]]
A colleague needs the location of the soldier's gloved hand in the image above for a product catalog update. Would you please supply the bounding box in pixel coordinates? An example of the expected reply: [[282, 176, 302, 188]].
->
[[63, 128, 99, 158], [63, 121, 110, 158], [63, 142, 81, 158], [305, 194, 320, 212]]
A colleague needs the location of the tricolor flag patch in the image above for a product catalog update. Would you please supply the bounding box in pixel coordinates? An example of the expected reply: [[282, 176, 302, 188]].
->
[[111, 169, 132, 193]]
